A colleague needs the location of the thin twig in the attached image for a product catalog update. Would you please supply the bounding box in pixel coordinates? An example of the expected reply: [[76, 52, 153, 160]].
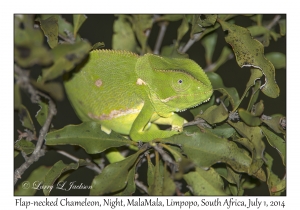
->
[[14, 65, 57, 185], [153, 21, 168, 55], [266, 15, 281, 30], [135, 179, 149, 194], [56, 150, 102, 174], [180, 33, 202, 53]]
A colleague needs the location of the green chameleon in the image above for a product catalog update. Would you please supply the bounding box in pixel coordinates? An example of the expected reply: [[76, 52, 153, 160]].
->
[[64, 50, 213, 144]]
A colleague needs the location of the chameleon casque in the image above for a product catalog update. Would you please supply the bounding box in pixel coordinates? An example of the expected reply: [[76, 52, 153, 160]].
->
[[64, 50, 213, 142]]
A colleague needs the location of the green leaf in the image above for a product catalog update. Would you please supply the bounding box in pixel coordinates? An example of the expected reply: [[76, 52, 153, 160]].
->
[[14, 139, 35, 155], [46, 122, 134, 154], [90, 150, 144, 195], [279, 19, 286, 36], [190, 95, 215, 117], [148, 160, 176, 196], [246, 80, 261, 112], [184, 166, 228, 195], [18, 104, 35, 133], [147, 157, 155, 188], [207, 72, 240, 109], [40, 15, 80, 42], [14, 150, 20, 157], [265, 152, 286, 195], [14, 15, 53, 67], [238, 108, 261, 126], [157, 15, 183, 22], [247, 25, 268, 37], [114, 165, 136, 195], [35, 98, 48, 126], [162, 165, 176, 195], [199, 104, 228, 124], [261, 126, 286, 166], [228, 121, 265, 161], [160, 44, 188, 59], [43, 159, 87, 195], [14, 84, 22, 110], [185, 15, 205, 35], [251, 100, 264, 116], [73, 14, 87, 37], [261, 114, 286, 134], [207, 123, 236, 139], [112, 15, 138, 53], [177, 16, 189, 43], [37, 15, 59, 48], [30, 80, 64, 101], [131, 15, 153, 53], [14, 166, 49, 195], [91, 42, 105, 51], [218, 19, 280, 98], [35, 76, 49, 126], [160, 126, 252, 174], [201, 32, 218, 65], [198, 15, 217, 27], [265, 52, 286, 69], [160, 144, 182, 162], [42, 40, 91, 82], [148, 160, 164, 195], [207, 46, 232, 72]]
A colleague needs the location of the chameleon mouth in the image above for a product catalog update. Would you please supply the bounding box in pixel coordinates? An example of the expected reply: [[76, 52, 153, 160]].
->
[[160, 88, 213, 112], [178, 96, 211, 112]]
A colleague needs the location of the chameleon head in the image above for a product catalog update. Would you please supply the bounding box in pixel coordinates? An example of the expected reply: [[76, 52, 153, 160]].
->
[[150, 68, 213, 112], [136, 54, 213, 113]]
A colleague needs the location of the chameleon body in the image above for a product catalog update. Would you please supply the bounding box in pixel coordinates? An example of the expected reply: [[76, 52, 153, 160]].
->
[[64, 50, 213, 142]]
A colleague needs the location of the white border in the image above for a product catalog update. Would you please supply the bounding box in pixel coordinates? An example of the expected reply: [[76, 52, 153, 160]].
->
[[3, 0, 297, 209]]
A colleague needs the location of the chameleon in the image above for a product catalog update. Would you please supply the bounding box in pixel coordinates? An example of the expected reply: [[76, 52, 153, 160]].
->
[[64, 50, 213, 143]]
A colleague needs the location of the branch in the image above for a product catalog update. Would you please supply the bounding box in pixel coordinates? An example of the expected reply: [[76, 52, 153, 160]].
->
[[266, 15, 281, 30], [153, 21, 168, 55], [14, 65, 57, 185], [180, 33, 202, 53]]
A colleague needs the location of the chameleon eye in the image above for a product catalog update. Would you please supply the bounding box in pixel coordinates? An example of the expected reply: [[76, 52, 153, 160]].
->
[[172, 73, 191, 92]]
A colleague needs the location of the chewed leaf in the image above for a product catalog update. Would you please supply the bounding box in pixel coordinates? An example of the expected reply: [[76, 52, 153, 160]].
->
[[14, 15, 53, 67], [37, 15, 58, 48], [42, 40, 91, 82], [218, 19, 280, 98], [46, 122, 134, 154]]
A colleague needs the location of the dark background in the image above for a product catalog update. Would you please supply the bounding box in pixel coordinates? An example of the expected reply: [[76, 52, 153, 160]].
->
[[14, 14, 286, 196]]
